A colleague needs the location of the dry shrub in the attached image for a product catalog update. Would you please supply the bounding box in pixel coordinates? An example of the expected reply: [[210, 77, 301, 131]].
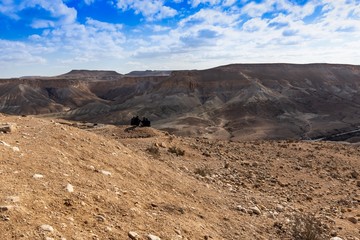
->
[[291, 213, 324, 240], [146, 145, 160, 156], [168, 146, 185, 156], [194, 166, 212, 177]]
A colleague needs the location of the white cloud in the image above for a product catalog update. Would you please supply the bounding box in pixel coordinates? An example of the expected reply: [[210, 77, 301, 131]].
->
[[84, 0, 95, 5], [0, 0, 77, 27], [0, 39, 47, 65], [124, 0, 360, 71], [179, 8, 239, 27], [22, 0, 77, 25], [0, 0, 20, 19], [189, 0, 221, 7], [115, 0, 177, 20], [187, 0, 236, 7]]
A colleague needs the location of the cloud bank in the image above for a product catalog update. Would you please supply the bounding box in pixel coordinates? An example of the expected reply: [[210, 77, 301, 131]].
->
[[0, 0, 359, 77]]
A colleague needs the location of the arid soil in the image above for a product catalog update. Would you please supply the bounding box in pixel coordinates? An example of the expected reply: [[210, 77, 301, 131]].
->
[[1, 114, 360, 240]]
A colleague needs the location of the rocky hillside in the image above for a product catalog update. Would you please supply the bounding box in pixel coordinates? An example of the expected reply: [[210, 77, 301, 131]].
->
[[1, 64, 360, 141], [1, 114, 359, 239]]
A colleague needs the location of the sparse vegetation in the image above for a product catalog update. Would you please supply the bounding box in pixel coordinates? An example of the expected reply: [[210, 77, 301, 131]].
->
[[168, 146, 185, 156], [291, 213, 325, 240], [194, 165, 212, 177], [146, 145, 160, 156]]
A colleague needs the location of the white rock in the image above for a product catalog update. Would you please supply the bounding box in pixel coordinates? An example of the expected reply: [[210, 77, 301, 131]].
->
[[12, 146, 20, 152], [147, 234, 161, 240], [66, 183, 74, 193], [0, 141, 11, 147], [39, 224, 54, 232], [100, 170, 112, 176], [236, 205, 247, 213], [330, 237, 344, 240], [33, 174, 44, 179], [249, 206, 261, 215], [128, 231, 139, 240]]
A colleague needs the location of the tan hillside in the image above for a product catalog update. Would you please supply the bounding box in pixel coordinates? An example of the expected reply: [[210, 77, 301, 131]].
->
[[1, 114, 360, 239]]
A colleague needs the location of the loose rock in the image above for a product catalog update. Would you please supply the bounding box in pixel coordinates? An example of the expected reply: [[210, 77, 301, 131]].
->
[[147, 234, 161, 240], [39, 224, 54, 232], [100, 170, 112, 176], [0, 206, 10, 212], [348, 217, 358, 224], [66, 183, 74, 193], [33, 174, 44, 179], [236, 205, 247, 213], [249, 206, 261, 215], [275, 204, 285, 212], [128, 231, 139, 240], [0, 123, 16, 133]]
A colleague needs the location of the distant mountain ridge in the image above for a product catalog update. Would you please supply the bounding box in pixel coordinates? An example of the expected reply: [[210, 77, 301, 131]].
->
[[1, 63, 360, 141], [125, 70, 172, 77]]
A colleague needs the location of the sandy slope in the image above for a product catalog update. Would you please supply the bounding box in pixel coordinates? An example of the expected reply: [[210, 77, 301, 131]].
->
[[1, 114, 359, 240]]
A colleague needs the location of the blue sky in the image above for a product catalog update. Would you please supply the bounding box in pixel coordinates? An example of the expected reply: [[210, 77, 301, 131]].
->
[[0, 0, 359, 77]]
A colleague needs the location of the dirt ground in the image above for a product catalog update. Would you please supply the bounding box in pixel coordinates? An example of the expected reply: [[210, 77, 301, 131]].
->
[[1, 114, 359, 240]]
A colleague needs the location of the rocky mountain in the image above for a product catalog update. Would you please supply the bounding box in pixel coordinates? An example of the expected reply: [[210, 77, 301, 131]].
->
[[1, 64, 360, 141], [0, 114, 359, 239]]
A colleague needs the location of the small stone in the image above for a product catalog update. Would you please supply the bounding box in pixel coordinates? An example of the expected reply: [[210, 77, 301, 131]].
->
[[33, 174, 44, 179], [249, 206, 261, 215], [330, 237, 344, 240], [100, 170, 112, 176], [160, 142, 167, 148], [276, 204, 285, 212], [128, 231, 139, 240], [236, 205, 247, 213], [66, 183, 74, 193], [0, 123, 16, 133], [0, 206, 10, 212], [0, 141, 11, 147], [147, 234, 161, 240], [39, 224, 54, 232], [202, 151, 211, 157], [12, 146, 20, 152], [351, 170, 359, 179], [95, 214, 106, 222], [348, 217, 358, 224]]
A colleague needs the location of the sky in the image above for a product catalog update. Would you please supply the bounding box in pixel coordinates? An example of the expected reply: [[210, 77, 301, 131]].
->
[[0, 0, 359, 77]]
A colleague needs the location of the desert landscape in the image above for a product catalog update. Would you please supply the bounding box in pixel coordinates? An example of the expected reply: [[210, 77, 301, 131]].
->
[[0, 114, 359, 240], [1, 63, 360, 240], [1, 64, 360, 141]]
